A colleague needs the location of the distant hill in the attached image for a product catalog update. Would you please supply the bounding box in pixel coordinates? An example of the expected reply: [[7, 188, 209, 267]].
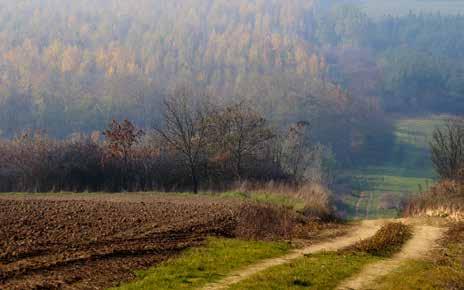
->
[[1, 0, 464, 167], [359, 0, 464, 18]]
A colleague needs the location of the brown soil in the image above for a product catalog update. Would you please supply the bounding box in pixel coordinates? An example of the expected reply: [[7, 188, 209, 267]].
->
[[0, 194, 238, 289], [0, 193, 330, 289]]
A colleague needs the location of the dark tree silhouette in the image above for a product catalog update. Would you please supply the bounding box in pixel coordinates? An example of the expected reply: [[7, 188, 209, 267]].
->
[[430, 119, 464, 181], [155, 93, 210, 193], [103, 119, 144, 189]]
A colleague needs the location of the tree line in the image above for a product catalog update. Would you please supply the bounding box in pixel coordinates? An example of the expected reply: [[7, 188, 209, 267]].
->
[[0, 96, 333, 193]]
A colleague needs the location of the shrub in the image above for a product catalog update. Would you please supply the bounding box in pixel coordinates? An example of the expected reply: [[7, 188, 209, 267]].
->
[[295, 183, 334, 220], [430, 120, 464, 181], [233, 181, 335, 220], [234, 203, 296, 240], [344, 222, 412, 257], [404, 180, 464, 220], [231, 202, 338, 241]]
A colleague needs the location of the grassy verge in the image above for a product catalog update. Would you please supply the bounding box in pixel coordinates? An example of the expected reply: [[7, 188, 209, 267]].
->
[[373, 223, 464, 290], [229, 252, 380, 289], [229, 222, 411, 289], [113, 238, 292, 290]]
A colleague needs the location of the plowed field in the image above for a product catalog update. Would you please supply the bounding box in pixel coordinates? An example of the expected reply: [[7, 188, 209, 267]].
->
[[0, 194, 248, 289]]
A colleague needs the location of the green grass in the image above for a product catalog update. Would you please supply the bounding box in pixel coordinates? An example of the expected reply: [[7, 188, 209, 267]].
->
[[349, 171, 434, 193], [113, 237, 292, 290], [360, 0, 464, 18], [229, 252, 381, 290], [373, 236, 464, 290], [394, 116, 448, 149], [338, 170, 435, 219], [229, 222, 413, 289], [115, 222, 416, 290], [373, 260, 448, 290]]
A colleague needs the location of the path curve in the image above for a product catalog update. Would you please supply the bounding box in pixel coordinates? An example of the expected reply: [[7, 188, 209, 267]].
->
[[203, 220, 385, 290], [336, 224, 445, 290]]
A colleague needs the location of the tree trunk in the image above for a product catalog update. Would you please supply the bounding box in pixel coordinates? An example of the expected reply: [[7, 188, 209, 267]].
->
[[192, 173, 199, 194], [190, 164, 199, 194]]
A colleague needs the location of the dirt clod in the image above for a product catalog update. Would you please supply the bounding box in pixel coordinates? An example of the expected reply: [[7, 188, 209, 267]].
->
[[0, 194, 324, 289], [0, 195, 238, 289]]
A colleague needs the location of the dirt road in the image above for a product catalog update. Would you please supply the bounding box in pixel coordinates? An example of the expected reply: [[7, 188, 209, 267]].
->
[[203, 220, 385, 290], [337, 223, 445, 290], [204, 219, 446, 290]]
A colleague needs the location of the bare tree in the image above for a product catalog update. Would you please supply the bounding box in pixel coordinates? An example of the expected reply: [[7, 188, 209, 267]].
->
[[430, 119, 464, 180], [277, 121, 335, 185], [103, 119, 144, 189], [155, 92, 210, 193], [282, 121, 312, 182], [211, 102, 274, 179]]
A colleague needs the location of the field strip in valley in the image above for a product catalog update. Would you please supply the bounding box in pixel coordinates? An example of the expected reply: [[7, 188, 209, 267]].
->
[[202, 220, 384, 290]]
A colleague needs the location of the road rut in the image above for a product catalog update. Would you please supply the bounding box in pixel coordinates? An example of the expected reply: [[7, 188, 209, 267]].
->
[[203, 220, 385, 290]]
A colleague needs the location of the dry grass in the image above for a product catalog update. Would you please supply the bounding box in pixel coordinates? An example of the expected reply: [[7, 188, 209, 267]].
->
[[221, 181, 341, 241], [374, 222, 464, 290], [445, 222, 464, 243], [233, 181, 334, 220], [343, 222, 413, 257], [233, 203, 296, 240], [405, 180, 464, 221], [233, 202, 342, 241]]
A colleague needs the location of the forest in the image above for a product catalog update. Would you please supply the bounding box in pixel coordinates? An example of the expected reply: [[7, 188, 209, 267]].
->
[[0, 0, 463, 189]]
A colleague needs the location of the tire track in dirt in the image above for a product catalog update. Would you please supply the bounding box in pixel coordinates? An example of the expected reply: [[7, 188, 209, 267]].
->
[[0, 196, 239, 289], [0, 195, 329, 289], [202, 220, 385, 290], [336, 224, 445, 290]]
